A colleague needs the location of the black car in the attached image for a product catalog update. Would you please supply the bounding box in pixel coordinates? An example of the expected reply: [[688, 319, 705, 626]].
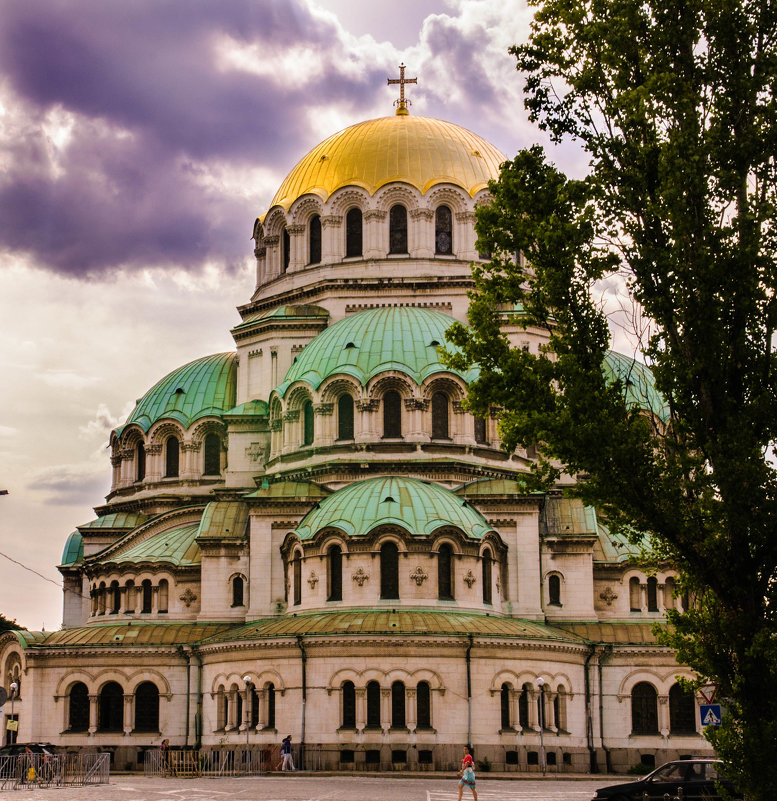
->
[[592, 759, 740, 801]]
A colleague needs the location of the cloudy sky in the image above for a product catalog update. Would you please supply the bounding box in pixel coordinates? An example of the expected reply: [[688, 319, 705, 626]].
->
[[0, 0, 591, 630]]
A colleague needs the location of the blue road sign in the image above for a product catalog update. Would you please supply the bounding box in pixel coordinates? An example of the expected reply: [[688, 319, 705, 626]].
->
[[700, 704, 722, 726]]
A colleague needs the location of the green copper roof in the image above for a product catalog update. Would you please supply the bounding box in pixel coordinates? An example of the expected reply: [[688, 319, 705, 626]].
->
[[223, 399, 269, 418], [29, 622, 235, 648], [61, 531, 84, 565], [103, 524, 201, 566], [116, 352, 237, 435], [275, 307, 478, 397], [294, 476, 494, 540], [197, 502, 248, 539], [232, 304, 329, 333], [244, 480, 331, 499], [455, 478, 539, 497], [604, 350, 669, 422], [77, 512, 149, 532]]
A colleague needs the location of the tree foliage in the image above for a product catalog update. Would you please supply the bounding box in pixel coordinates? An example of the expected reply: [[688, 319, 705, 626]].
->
[[0, 613, 21, 634], [445, 1, 777, 798]]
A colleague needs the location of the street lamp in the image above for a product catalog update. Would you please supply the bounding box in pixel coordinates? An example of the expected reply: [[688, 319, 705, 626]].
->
[[242, 675, 251, 772], [536, 677, 546, 775], [8, 682, 18, 745]]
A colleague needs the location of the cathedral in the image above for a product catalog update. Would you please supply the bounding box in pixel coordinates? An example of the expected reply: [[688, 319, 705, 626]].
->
[[0, 73, 711, 774]]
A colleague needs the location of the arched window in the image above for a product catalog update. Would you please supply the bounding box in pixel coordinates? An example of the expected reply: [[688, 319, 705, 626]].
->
[[631, 682, 659, 734], [282, 227, 290, 272], [435, 205, 453, 254], [474, 416, 487, 445], [337, 394, 354, 440], [417, 681, 431, 729], [217, 686, 227, 730], [109, 580, 121, 614], [232, 575, 244, 607], [501, 683, 513, 730], [380, 541, 399, 599], [555, 685, 568, 731], [342, 681, 356, 729], [548, 574, 561, 606], [629, 577, 641, 611], [669, 683, 696, 734], [266, 682, 276, 729], [97, 582, 106, 615], [158, 579, 168, 613], [124, 580, 135, 614], [165, 437, 179, 478], [203, 433, 221, 475], [383, 390, 402, 438], [293, 551, 302, 606], [141, 579, 153, 614], [248, 682, 259, 729], [389, 204, 408, 254], [346, 208, 362, 257], [234, 686, 243, 730], [437, 543, 454, 600], [366, 680, 381, 728], [134, 682, 160, 732], [431, 392, 449, 439], [309, 214, 321, 265], [647, 577, 659, 611], [482, 548, 492, 604], [67, 682, 89, 732], [136, 441, 146, 481], [303, 400, 314, 446], [391, 680, 406, 728], [518, 684, 531, 729], [98, 682, 124, 732], [664, 576, 676, 610], [327, 544, 342, 602]]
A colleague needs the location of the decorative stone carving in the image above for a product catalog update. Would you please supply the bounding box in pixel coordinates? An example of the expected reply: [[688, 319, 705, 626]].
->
[[284, 409, 300, 422], [356, 399, 380, 412], [254, 246, 266, 258], [248, 349, 262, 358], [352, 568, 369, 587], [270, 419, 283, 432], [404, 398, 429, 411], [463, 570, 476, 588], [410, 208, 434, 221], [451, 400, 466, 414], [456, 211, 476, 223], [410, 567, 428, 586], [314, 403, 334, 416], [287, 224, 305, 235], [599, 587, 618, 606], [495, 576, 501, 594], [146, 444, 163, 455], [264, 235, 280, 247], [110, 456, 122, 468], [308, 571, 319, 589], [181, 442, 201, 452], [364, 209, 387, 221], [245, 442, 267, 465], [321, 215, 342, 228], [179, 588, 198, 608]]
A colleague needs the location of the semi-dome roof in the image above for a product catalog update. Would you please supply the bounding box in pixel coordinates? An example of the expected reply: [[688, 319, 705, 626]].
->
[[293, 476, 494, 541], [603, 351, 669, 422], [268, 115, 506, 212], [275, 306, 477, 396], [116, 352, 237, 435]]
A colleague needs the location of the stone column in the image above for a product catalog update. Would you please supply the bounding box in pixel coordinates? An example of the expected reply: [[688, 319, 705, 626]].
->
[[355, 688, 367, 731], [264, 235, 280, 280], [88, 694, 99, 735], [145, 443, 163, 482], [410, 209, 434, 258], [123, 694, 134, 735], [406, 688, 417, 731], [314, 402, 334, 447], [181, 441, 200, 480], [364, 210, 386, 258], [404, 398, 430, 442], [658, 694, 670, 737], [381, 688, 391, 732], [451, 400, 471, 445], [355, 398, 380, 443], [321, 216, 342, 264], [282, 410, 300, 454], [287, 224, 306, 271], [456, 211, 477, 260]]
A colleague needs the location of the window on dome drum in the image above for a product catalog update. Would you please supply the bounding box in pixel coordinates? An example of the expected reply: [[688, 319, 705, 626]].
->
[[232, 575, 244, 607], [136, 441, 145, 481], [647, 576, 659, 611], [519, 684, 531, 729], [417, 681, 431, 728], [216, 687, 227, 730], [482, 548, 492, 604], [431, 392, 449, 439], [266, 682, 276, 729], [67, 682, 89, 732], [631, 682, 659, 734], [309, 214, 321, 264], [203, 433, 221, 475], [303, 400, 314, 446], [337, 395, 354, 440], [391, 681, 406, 728], [664, 576, 676, 609], [389, 204, 408, 254], [98, 682, 124, 732], [383, 391, 402, 438], [282, 227, 290, 272], [629, 576, 641, 611], [124, 580, 135, 613], [293, 552, 302, 606], [474, 415, 487, 445], [134, 682, 159, 732], [437, 543, 454, 600], [342, 681, 356, 729], [548, 574, 561, 606], [555, 685, 568, 731], [366, 680, 381, 728], [165, 437, 179, 477], [158, 579, 168, 613], [435, 205, 453, 255], [97, 581, 106, 615], [380, 541, 400, 599], [327, 544, 342, 601], [346, 208, 363, 257], [669, 682, 697, 734], [501, 683, 513, 730], [110, 580, 120, 614], [141, 579, 153, 614]]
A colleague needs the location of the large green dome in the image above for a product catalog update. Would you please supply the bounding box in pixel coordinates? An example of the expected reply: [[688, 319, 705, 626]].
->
[[116, 352, 237, 435], [603, 351, 669, 422], [293, 476, 494, 540], [275, 307, 477, 397]]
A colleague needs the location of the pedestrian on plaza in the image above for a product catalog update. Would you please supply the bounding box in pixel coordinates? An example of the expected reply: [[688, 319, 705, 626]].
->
[[456, 745, 477, 801], [159, 738, 170, 773], [276, 735, 294, 771]]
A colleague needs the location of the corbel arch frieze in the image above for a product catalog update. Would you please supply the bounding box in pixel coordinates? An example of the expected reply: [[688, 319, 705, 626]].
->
[[367, 373, 416, 400], [374, 183, 420, 213], [320, 377, 361, 404], [288, 195, 324, 225], [190, 419, 227, 445], [263, 207, 288, 238], [426, 185, 470, 215], [148, 421, 185, 446], [422, 375, 467, 402], [328, 187, 370, 215], [285, 385, 314, 411]]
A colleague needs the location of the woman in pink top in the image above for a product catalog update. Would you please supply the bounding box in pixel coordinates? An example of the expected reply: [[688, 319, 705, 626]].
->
[[457, 745, 477, 801]]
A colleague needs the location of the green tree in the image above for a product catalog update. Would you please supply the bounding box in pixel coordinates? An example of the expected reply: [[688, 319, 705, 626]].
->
[[445, 1, 777, 798], [0, 613, 21, 634]]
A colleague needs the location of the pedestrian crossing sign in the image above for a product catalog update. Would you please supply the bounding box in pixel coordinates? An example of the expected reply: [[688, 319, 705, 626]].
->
[[700, 703, 722, 726]]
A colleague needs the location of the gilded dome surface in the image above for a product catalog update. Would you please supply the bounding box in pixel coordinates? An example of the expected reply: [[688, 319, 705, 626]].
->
[[269, 115, 506, 211]]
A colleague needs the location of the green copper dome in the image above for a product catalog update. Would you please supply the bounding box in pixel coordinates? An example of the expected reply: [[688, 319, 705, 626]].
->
[[293, 476, 494, 540], [603, 351, 669, 422], [116, 353, 237, 435], [275, 307, 478, 397], [61, 531, 84, 565]]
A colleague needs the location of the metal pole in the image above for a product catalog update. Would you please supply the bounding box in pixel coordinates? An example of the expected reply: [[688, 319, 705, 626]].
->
[[537, 677, 546, 775], [242, 675, 251, 773]]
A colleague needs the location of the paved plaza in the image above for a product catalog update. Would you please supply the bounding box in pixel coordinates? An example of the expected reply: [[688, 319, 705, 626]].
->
[[0, 774, 621, 801]]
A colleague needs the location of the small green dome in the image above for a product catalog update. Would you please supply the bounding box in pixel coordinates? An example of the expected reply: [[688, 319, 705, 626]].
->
[[603, 351, 669, 422], [116, 353, 237, 435], [275, 307, 477, 397], [61, 531, 84, 565], [293, 476, 494, 540]]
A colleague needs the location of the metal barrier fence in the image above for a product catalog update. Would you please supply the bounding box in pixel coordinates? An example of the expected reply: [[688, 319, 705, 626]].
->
[[146, 747, 273, 777], [0, 752, 109, 790]]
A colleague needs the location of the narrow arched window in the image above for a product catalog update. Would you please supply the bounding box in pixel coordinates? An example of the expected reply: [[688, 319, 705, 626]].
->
[[555, 685, 568, 731], [647, 577, 659, 611], [389, 204, 408, 254], [134, 682, 159, 732], [266, 682, 276, 728], [338, 395, 354, 440], [548, 574, 561, 606], [204, 433, 221, 475], [391, 680, 406, 728], [417, 681, 431, 728], [383, 390, 401, 438], [232, 575, 244, 607], [342, 681, 356, 729], [141, 579, 152, 613], [380, 541, 399, 599], [293, 552, 302, 606], [482, 548, 492, 604], [631, 682, 658, 734], [437, 543, 454, 600], [629, 577, 641, 611], [328, 544, 342, 601], [217, 686, 227, 729], [501, 683, 513, 730], [68, 682, 89, 732], [664, 576, 676, 610], [248, 682, 258, 728], [435, 205, 453, 254], [158, 579, 168, 613], [136, 441, 146, 481], [309, 214, 321, 264], [346, 208, 362, 257], [303, 400, 314, 446], [98, 681, 124, 732], [474, 416, 487, 445], [518, 684, 531, 729], [366, 680, 381, 728], [110, 580, 121, 614], [165, 437, 179, 477], [98, 581, 106, 614], [431, 392, 449, 439], [282, 227, 290, 272], [669, 683, 696, 734]]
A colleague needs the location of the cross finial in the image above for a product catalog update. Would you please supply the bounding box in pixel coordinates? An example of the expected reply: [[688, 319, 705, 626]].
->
[[387, 63, 417, 116]]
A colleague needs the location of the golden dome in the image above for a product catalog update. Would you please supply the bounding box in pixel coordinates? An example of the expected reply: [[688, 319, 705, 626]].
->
[[268, 115, 506, 212]]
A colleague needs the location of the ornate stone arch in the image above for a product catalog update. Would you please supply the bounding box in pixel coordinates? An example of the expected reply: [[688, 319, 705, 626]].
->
[[311, 529, 350, 554], [288, 195, 324, 226], [426, 185, 470, 215], [429, 529, 465, 555], [55, 670, 97, 697], [244, 669, 286, 695], [190, 419, 227, 445], [320, 377, 361, 404], [286, 384, 314, 411], [148, 421, 185, 446], [369, 526, 410, 552], [408, 669, 446, 693], [489, 670, 522, 695], [367, 374, 416, 400], [264, 207, 288, 238], [328, 667, 364, 693], [127, 669, 172, 696], [93, 669, 130, 692], [617, 669, 665, 699], [422, 375, 467, 402], [329, 187, 370, 216], [375, 184, 420, 213]]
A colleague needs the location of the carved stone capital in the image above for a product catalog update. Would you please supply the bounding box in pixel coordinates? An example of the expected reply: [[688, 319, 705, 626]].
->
[[404, 398, 429, 411], [321, 215, 342, 228], [254, 247, 266, 258], [146, 444, 163, 455], [181, 442, 201, 452], [451, 400, 466, 414], [110, 456, 123, 467], [284, 410, 300, 423], [356, 398, 380, 412], [264, 235, 280, 247], [120, 448, 135, 460], [456, 211, 476, 223], [364, 209, 387, 222], [270, 418, 283, 432], [314, 403, 334, 416], [410, 208, 434, 221], [287, 224, 305, 235]]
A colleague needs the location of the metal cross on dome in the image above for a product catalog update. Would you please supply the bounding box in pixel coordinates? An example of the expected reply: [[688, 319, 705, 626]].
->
[[388, 63, 417, 115]]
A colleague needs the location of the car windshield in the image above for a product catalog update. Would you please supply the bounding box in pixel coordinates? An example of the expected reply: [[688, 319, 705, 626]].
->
[[651, 763, 690, 781]]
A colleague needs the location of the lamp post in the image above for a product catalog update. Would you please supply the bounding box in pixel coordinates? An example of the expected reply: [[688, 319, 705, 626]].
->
[[8, 682, 18, 745], [536, 677, 546, 775], [242, 675, 251, 773]]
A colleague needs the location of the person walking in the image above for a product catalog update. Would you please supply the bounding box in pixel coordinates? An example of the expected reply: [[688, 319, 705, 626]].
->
[[456, 745, 477, 801], [276, 735, 294, 771]]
